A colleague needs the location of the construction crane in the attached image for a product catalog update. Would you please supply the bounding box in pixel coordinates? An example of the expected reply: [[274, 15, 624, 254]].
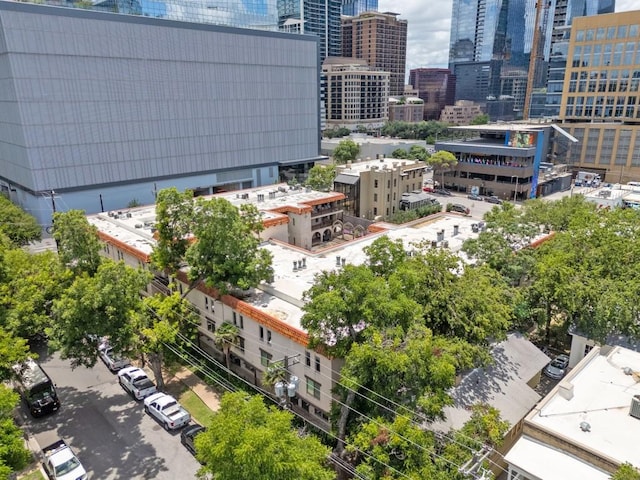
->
[[523, 1, 551, 119]]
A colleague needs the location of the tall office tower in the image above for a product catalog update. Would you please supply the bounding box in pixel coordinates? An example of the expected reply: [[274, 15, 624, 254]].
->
[[449, 0, 615, 111], [342, 11, 407, 96], [341, 0, 377, 16], [557, 10, 640, 181], [408, 69, 456, 120], [26, 0, 280, 29], [277, 0, 342, 62]]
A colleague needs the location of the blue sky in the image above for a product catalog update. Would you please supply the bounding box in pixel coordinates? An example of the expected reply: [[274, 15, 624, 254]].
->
[[379, 0, 640, 74]]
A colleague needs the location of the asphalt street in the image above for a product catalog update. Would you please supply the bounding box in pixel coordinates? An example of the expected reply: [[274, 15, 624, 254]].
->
[[20, 344, 201, 479]]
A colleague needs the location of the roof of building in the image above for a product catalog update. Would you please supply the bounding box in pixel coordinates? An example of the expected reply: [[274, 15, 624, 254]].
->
[[431, 332, 550, 432], [505, 436, 610, 480], [336, 157, 424, 175], [525, 346, 640, 470]]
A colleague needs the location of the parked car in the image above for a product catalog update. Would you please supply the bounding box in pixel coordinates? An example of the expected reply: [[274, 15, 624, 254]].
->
[[449, 203, 470, 215], [13, 358, 61, 418], [181, 424, 206, 457], [144, 392, 191, 431], [433, 188, 453, 196], [543, 354, 570, 380], [484, 195, 503, 204], [118, 367, 157, 400], [41, 439, 88, 480], [99, 347, 131, 372], [422, 186, 435, 193], [467, 193, 483, 201]]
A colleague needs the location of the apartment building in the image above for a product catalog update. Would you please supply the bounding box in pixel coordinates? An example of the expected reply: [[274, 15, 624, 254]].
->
[[341, 11, 407, 96], [388, 97, 424, 123], [322, 58, 389, 131], [88, 185, 483, 428], [557, 10, 640, 182], [440, 101, 484, 125], [333, 157, 426, 219]]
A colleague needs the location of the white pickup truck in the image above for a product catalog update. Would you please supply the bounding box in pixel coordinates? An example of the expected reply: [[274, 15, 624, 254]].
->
[[117, 367, 157, 400], [41, 440, 88, 480], [143, 392, 191, 430]]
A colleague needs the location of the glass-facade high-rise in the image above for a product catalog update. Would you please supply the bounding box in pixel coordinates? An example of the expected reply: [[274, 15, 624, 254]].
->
[[341, 0, 377, 16], [277, 0, 342, 62]]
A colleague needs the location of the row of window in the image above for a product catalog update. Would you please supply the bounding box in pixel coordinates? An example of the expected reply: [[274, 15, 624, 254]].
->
[[571, 42, 640, 68], [575, 24, 639, 43]]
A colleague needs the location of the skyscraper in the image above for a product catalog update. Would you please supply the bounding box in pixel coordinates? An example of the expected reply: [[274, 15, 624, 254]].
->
[[409, 69, 456, 120], [342, 11, 407, 96], [341, 0, 377, 16], [277, 0, 342, 62]]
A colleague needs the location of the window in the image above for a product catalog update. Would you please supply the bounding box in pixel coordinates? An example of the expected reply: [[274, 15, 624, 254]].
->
[[373, 193, 378, 201], [259, 326, 264, 341], [306, 377, 321, 399], [315, 356, 321, 372], [374, 179, 379, 188], [238, 337, 245, 353], [239, 315, 244, 329], [305, 351, 311, 367], [206, 318, 215, 332], [205, 297, 209, 311], [233, 312, 237, 324], [267, 330, 272, 344], [584, 344, 594, 357], [260, 350, 272, 367]]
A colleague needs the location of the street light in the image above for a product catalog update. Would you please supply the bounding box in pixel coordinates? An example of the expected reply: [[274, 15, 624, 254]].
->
[[511, 176, 519, 203]]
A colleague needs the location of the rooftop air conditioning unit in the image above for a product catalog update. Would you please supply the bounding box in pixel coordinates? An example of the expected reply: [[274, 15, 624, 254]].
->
[[629, 395, 640, 419]]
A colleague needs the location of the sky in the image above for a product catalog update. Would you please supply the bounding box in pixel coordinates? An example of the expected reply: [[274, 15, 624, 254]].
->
[[378, 0, 640, 75]]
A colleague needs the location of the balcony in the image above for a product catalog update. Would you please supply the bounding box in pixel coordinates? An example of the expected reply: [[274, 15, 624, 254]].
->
[[311, 204, 341, 218]]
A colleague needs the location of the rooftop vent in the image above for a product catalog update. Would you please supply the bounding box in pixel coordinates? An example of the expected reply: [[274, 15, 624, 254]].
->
[[630, 395, 640, 419], [579, 421, 591, 432]]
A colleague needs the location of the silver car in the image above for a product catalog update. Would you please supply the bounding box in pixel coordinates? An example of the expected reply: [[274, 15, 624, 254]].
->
[[100, 347, 131, 372], [543, 354, 570, 379]]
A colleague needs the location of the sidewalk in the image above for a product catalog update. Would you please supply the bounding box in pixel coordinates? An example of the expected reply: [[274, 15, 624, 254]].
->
[[168, 367, 221, 412]]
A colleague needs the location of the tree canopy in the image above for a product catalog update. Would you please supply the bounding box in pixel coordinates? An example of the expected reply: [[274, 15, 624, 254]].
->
[[305, 164, 336, 191], [53, 210, 102, 275], [333, 139, 360, 164], [195, 392, 334, 480], [0, 195, 41, 246]]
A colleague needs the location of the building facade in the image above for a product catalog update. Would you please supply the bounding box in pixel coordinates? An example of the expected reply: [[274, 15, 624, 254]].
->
[[341, 0, 377, 16], [333, 158, 426, 219], [0, 1, 322, 226], [557, 10, 640, 182], [388, 97, 424, 123], [440, 101, 484, 125], [277, 0, 342, 62], [341, 11, 407, 96], [408, 68, 456, 120], [435, 124, 552, 201], [322, 58, 389, 131]]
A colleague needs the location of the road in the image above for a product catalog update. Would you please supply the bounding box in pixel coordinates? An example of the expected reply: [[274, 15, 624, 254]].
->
[[20, 345, 201, 479]]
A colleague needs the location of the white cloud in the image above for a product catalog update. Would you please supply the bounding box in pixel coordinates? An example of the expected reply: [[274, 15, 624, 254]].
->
[[379, 0, 640, 76]]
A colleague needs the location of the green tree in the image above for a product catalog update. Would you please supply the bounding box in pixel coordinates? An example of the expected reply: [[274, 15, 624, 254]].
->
[[213, 322, 240, 371], [150, 187, 195, 273], [0, 330, 30, 381], [50, 261, 151, 368], [611, 463, 640, 480], [53, 210, 102, 275], [195, 392, 334, 480], [427, 151, 458, 189], [0, 386, 31, 478], [0, 195, 41, 246], [391, 148, 410, 159], [470, 113, 489, 125], [408, 145, 429, 161], [305, 164, 336, 191], [136, 292, 199, 390], [333, 139, 360, 164], [185, 198, 273, 294]]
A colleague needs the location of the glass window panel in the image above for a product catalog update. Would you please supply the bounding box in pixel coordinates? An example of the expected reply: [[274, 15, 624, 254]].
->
[[607, 27, 616, 40], [618, 25, 628, 39], [596, 28, 605, 40]]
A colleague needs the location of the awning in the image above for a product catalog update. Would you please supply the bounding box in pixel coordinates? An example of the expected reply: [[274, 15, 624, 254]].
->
[[334, 174, 360, 185]]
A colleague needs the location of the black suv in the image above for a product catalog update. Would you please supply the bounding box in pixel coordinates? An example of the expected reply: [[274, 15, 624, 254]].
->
[[181, 424, 206, 457]]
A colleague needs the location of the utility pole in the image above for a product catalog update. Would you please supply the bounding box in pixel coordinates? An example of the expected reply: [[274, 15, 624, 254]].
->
[[50, 190, 57, 213], [458, 444, 492, 479], [271, 354, 301, 408]]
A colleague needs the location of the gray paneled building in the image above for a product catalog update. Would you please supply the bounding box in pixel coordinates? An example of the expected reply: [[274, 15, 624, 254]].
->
[[0, 1, 322, 225]]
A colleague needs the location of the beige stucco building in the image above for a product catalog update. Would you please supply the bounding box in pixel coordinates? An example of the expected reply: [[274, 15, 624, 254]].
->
[[440, 100, 484, 125]]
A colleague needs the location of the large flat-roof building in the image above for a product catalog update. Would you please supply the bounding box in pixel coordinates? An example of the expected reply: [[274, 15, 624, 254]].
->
[[0, 1, 322, 227]]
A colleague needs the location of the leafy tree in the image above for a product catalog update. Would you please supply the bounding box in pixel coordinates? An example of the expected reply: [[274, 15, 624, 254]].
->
[[213, 322, 240, 371], [427, 151, 457, 190], [391, 148, 410, 159], [136, 292, 199, 390], [0, 386, 31, 477], [53, 210, 102, 275], [305, 164, 336, 191], [470, 113, 489, 125], [323, 127, 350, 139], [0, 330, 29, 381], [1, 249, 72, 340], [408, 145, 429, 161], [50, 261, 151, 368], [0, 195, 41, 246], [333, 139, 360, 164], [612, 463, 640, 480], [185, 198, 273, 294], [195, 392, 334, 480], [150, 187, 195, 273], [363, 236, 407, 278]]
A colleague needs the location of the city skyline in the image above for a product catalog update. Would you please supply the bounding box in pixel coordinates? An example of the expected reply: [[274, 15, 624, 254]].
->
[[378, 0, 639, 80]]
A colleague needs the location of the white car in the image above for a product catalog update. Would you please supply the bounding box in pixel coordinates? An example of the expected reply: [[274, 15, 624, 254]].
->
[[99, 347, 131, 372], [117, 367, 157, 400], [144, 392, 191, 430]]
